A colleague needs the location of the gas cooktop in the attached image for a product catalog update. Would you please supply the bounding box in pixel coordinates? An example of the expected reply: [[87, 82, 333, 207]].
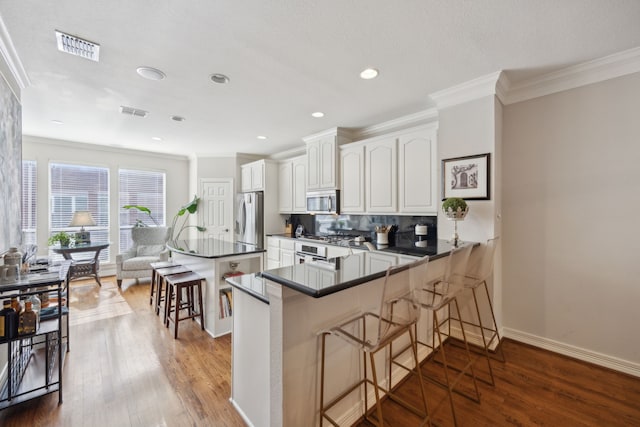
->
[[297, 234, 364, 245]]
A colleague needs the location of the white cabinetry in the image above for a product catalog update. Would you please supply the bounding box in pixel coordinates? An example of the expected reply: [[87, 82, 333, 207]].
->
[[278, 155, 307, 213], [278, 161, 293, 213], [366, 137, 397, 213], [241, 160, 266, 191], [340, 123, 438, 215], [304, 128, 352, 191], [266, 236, 296, 269], [398, 127, 438, 213], [267, 237, 281, 269], [280, 238, 295, 267], [340, 144, 365, 213]]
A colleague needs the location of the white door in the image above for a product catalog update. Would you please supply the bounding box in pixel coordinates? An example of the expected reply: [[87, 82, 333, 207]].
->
[[201, 179, 234, 242]]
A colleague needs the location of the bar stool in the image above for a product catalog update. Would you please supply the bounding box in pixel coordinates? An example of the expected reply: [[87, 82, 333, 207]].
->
[[154, 265, 192, 317], [165, 272, 205, 339], [413, 244, 480, 427], [150, 260, 179, 306], [450, 237, 504, 386], [320, 257, 432, 427]]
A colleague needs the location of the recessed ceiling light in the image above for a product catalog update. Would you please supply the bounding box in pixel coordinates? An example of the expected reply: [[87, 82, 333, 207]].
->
[[151, 136, 162, 141], [51, 120, 64, 125], [170, 115, 186, 122], [311, 112, 324, 118], [136, 66, 166, 81], [257, 135, 267, 140], [210, 73, 230, 84], [360, 68, 379, 79]]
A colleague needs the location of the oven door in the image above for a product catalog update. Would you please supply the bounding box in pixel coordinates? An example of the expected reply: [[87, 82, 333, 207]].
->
[[295, 252, 326, 264]]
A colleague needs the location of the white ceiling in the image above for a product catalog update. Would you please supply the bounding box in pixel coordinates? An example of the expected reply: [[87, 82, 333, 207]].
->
[[1, 0, 640, 157]]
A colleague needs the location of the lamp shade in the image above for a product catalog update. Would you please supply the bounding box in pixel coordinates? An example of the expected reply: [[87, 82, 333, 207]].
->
[[69, 211, 96, 227]]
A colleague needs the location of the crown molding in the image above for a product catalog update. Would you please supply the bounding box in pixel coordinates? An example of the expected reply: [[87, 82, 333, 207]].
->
[[503, 46, 640, 105], [302, 127, 354, 143], [0, 15, 30, 96], [430, 71, 503, 110], [354, 108, 439, 140], [268, 145, 306, 161]]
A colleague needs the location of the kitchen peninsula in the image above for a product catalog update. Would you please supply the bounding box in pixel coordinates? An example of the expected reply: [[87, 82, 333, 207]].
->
[[226, 240, 473, 427], [167, 238, 265, 337]]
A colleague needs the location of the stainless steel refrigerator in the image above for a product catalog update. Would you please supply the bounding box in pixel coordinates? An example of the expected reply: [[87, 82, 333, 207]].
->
[[235, 191, 264, 247]]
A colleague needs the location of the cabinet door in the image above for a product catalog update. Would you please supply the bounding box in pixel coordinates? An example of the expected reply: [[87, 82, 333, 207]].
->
[[399, 128, 437, 213], [292, 156, 307, 213], [278, 161, 293, 213], [340, 145, 365, 213], [366, 252, 397, 273], [366, 138, 397, 212], [252, 161, 265, 190], [267, 237, 280, 268], [307, 141, 320, 190], [241, 165, 252, 192], [281, 249, 295, 267], [319, 137, 337, 189]]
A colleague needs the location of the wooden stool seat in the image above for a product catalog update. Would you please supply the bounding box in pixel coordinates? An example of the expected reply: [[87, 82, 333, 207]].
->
[[165, 272, 205, 339], [154, 265, 192, 316], [150, 261, 181, 306]]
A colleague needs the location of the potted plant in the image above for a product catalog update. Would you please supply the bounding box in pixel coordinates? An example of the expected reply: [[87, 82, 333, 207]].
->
[[442, 197, 469, 220], [47, 231, 73, 247], [122, 195, 206, 240], [171, 195, 207, 241]]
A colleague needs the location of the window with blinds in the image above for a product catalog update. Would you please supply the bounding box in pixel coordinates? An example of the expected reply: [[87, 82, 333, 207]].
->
[[22, 160, 37, 246], [49, 163, 110, 261], [118, 169, 166, 252]]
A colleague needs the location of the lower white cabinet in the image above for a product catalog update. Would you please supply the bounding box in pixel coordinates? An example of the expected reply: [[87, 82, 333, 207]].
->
[[267, 236, 296, 269]]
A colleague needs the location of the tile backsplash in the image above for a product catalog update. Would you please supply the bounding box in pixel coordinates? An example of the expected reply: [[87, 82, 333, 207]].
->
[[288, 214, 437, 245]]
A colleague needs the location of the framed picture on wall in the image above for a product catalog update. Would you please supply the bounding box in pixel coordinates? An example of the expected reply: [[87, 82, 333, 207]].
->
[[441, 153, 490, 200]]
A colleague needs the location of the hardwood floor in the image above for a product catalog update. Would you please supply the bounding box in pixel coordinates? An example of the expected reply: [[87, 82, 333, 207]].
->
[[2, 276, 639, 426]]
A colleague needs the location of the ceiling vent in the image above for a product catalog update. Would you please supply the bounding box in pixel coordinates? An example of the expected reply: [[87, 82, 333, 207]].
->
[[55, 30, 100, 62], [120, 106, 148, 118]]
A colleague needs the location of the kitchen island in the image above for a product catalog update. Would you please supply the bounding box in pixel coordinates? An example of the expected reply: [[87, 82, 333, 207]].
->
[[167, 238, 265, 337], [226, 240, 473, 427]]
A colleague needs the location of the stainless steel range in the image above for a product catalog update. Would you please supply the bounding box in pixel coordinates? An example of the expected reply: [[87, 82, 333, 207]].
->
[[294, 241, 328, 264]]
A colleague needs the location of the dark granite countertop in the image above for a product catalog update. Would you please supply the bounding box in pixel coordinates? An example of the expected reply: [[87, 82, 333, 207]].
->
[[225, 273, 269, 304], [167, 238, 265, 259], [261, 240, 475, 298]]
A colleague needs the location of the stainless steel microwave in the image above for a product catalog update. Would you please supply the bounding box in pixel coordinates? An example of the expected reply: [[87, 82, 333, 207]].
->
[[306, 190, 340, 214]]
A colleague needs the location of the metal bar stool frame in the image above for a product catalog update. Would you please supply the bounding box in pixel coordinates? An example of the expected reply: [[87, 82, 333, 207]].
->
[[320, 257, 432, 427]]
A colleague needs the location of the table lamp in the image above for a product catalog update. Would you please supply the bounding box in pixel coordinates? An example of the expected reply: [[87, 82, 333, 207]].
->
[[69, 211, 96, 244]]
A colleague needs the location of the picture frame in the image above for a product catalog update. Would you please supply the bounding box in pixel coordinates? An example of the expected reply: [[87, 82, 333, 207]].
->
[[441, 153, 490, 200]]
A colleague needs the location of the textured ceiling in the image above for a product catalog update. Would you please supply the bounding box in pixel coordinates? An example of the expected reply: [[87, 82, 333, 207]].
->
[[1, 0, 639, 156]]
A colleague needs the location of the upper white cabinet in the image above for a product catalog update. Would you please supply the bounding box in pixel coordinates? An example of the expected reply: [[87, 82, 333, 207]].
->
[[339, 123, 438, 215], [304, 128, 352, 191], [365, 137, 397, 213], [398, 127, 438, 213], [278, 161, 293, 212], [278, 155, 307, 213], [241, 159, 266, 192], [340, 144, 365, 213]]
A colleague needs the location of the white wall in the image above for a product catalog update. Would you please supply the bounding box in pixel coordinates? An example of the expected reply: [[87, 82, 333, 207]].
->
[[437, 95, 503, 329], [22, 136, 189, 265], [502, 71, 640, 369]]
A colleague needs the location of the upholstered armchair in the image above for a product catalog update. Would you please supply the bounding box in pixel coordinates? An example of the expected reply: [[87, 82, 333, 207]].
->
[[116, 226, 172, 287]]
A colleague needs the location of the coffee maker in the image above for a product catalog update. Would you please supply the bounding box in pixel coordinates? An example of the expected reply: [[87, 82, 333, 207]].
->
[[414, 224, 429, 247]]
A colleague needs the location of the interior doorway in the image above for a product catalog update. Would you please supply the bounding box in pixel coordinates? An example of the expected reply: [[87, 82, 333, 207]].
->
[[200, 178, 234, 242]]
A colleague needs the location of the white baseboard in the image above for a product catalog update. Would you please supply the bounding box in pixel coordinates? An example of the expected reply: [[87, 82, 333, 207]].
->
[[229, 398, 255, 427], [503, 328, 640, 378]]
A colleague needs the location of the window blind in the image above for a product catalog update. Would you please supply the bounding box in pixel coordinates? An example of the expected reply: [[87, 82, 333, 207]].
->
[[49, 163, 110, 261], [118, 169, 166, 252], [22, 160, 37, 246]]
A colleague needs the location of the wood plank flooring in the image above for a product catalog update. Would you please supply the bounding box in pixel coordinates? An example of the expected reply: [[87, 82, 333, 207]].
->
[[1, 276, 639, 426]]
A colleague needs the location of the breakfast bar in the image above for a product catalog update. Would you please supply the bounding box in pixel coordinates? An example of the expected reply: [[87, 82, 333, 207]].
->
[[226, 240, 471, 427], [167, 238, 265, 338]]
